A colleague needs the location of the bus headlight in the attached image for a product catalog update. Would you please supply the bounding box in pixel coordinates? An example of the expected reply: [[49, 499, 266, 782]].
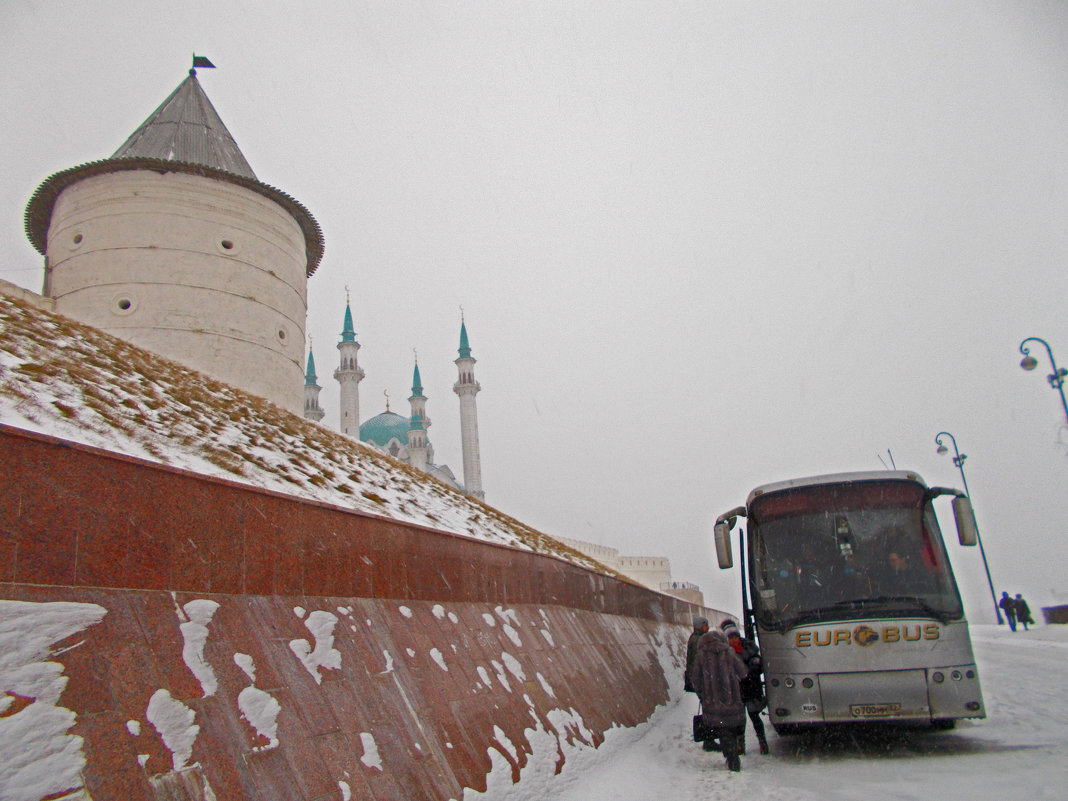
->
[[932, 671, 945, 683], [802, 677, 814, 688], [784, 678, 795, 688]]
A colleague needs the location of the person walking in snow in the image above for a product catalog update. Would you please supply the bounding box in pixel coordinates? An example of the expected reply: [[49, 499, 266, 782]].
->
[[689, 626, 748, 772], [685, 616, 709, 693], [721, 619, 769, 755], [1015, 594, 1034, 630], [999, 591, 1018, 631]]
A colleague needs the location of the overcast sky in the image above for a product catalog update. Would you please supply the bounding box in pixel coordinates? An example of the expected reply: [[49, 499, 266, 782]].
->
[[3, 1, 1067, 620]]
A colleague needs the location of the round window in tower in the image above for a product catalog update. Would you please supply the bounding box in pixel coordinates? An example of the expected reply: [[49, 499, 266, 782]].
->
[[216, 237, 240, 255], [68, 231, 85, 250], [111, 294, 137, 316]]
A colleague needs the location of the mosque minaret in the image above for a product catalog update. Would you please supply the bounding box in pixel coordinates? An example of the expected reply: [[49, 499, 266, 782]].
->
[[303, 345, 325, 422], [334, 295, 364, 437], [453, 317, 484, 500]]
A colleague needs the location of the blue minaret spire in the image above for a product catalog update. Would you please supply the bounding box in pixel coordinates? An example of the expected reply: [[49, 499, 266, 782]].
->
[[407, 352, 429, 472], [408, 348, 430, 443], [335, 288, 365, 436], [303, 340, 324, 422]]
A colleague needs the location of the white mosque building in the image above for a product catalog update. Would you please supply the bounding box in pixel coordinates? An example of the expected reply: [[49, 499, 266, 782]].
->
[[303, 301, 485, 500]]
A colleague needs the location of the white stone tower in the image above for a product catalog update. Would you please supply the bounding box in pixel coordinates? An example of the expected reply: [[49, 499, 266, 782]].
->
[[334, 297, 364, 437], [303, 346, 325, 422], [24, 63, 323, 414], [453, 317, 484, 500]]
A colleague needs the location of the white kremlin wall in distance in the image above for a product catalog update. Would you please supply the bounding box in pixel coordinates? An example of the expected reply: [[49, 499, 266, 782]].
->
[[557, 535, 703, 604], [45, 171, 308, 414]]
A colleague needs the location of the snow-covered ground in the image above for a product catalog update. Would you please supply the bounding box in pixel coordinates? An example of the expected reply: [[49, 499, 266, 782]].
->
[[474, 624, 1068, 801]]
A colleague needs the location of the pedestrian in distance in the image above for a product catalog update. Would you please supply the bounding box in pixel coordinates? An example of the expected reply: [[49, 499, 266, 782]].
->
[[999, 591, 1018, 631], [1015, 594, 1034, 631], [689, 627, 748, 772], [721, 619, 769, 755]]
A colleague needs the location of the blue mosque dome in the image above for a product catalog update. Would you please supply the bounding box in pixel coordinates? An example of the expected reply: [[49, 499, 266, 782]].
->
[[359, 411, 410, 449]]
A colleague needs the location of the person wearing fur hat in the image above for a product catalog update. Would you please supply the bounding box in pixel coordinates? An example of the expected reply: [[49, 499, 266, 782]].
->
[[721, 619, 769, 755], [689, 627, 748, 771]]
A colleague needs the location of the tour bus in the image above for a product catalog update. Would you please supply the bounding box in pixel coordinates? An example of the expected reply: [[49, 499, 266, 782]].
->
[[714, 471, 985, 733]]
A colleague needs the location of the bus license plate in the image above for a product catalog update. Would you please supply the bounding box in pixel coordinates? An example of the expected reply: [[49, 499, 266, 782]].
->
[[850, 703, 902, 718]]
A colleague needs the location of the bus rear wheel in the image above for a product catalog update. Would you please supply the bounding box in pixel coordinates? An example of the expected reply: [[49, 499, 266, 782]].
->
[[931, 718, 957, 730]]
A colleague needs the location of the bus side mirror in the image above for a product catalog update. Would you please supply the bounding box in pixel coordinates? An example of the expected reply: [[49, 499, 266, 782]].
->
[[714, 521, 734, 568], [952, 496, 978, 546]]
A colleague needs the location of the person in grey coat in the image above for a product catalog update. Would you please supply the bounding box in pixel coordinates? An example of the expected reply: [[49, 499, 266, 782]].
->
[[689, 628, 749, 772]]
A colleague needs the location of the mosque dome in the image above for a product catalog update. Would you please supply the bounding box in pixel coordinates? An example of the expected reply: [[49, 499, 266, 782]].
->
[[359, 411, 411, 449]]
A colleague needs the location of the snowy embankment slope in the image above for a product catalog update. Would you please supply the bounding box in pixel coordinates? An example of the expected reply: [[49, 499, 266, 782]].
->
[[474, 624, 1068, 801], [0, 291, 607, 573]]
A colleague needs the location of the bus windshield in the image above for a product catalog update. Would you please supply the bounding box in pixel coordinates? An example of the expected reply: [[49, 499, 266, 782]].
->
[[748, 480, 964, 629]]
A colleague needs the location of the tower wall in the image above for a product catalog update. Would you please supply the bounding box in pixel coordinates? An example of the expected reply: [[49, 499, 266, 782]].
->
[[45, 170, 308, 413]]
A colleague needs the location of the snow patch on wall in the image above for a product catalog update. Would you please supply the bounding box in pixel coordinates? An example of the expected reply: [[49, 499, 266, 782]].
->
[[146, 689, 199, 771], [490, 659, 512, 692], [233, 653, 256, 682], [536, 672, 556, 698], [493, 725, 518, 762], [501, 652, 526, 682], [379, 650, 395, 674], [288, 610, 342, 684], [399, 606, 413, 618], [359, 732, 382, 770], [178, 599, 220, 696], [430, 648, 448, 671], [0, 599, 106, 801], [238, 686, 281, 751]]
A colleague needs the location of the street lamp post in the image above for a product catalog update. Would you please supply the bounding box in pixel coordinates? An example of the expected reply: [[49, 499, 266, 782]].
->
[[1019, 337, 1068, 426], [934, 431, 1003, 625]]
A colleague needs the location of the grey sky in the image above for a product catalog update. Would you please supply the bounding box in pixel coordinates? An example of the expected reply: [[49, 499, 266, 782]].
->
[[2, 1, 1066, 619]]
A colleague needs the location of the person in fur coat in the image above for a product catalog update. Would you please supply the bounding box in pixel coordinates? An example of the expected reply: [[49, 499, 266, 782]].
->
[[689, 627, 749, 771]]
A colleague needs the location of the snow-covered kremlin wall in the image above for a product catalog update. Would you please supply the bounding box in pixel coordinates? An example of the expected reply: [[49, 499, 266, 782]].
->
[[0, 424, 715, 800]]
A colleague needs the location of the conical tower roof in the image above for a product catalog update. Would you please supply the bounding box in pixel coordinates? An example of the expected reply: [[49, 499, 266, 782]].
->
[[25, 68, 323, 274], [111, 71, 256, 179]]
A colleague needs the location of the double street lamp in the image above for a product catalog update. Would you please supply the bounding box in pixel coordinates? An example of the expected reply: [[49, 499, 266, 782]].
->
[[1019, 337, 1068, 426], [934, 431, 1003, 625]]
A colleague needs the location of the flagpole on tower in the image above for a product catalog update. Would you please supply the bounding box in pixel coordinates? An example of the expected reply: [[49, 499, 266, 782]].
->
[[190, 54, 216, 76]]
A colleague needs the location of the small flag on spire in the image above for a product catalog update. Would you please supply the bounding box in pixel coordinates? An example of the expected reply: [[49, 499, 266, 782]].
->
[[192, 54, 216, 70]]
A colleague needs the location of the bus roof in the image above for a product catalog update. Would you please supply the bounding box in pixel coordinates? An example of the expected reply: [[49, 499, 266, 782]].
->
[[746, 470, 927, 507]]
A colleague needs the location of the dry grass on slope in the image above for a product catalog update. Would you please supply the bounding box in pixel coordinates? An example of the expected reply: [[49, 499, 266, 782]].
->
[[0, 290, 616, 574]]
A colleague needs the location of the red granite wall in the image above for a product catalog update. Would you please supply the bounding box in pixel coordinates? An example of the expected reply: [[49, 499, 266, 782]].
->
[[0, 426, 715, 800]]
